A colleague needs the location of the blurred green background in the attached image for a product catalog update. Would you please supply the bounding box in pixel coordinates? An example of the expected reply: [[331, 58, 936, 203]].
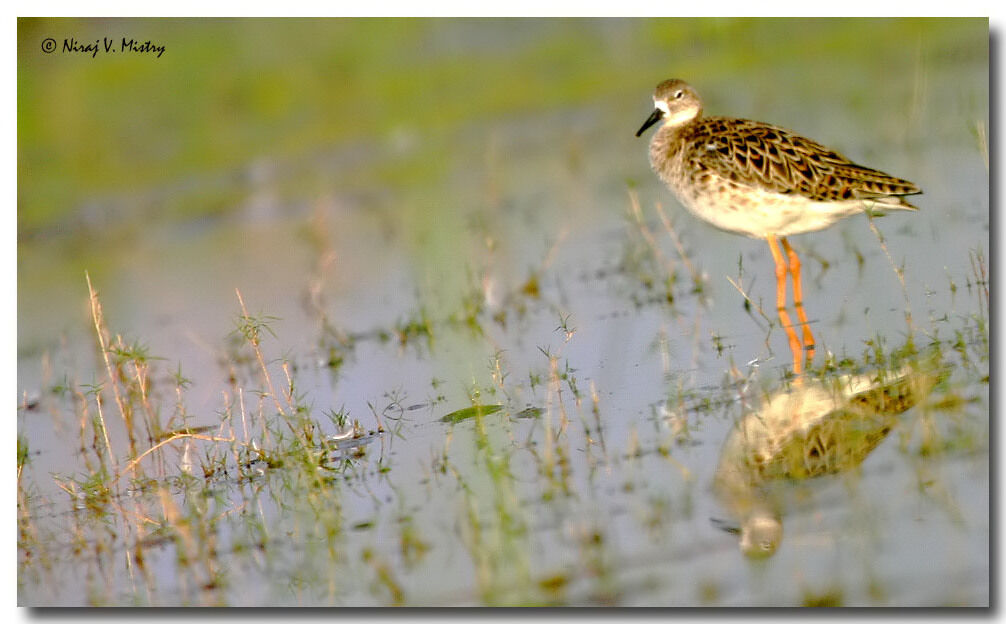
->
[[17, 18, 985, 238]]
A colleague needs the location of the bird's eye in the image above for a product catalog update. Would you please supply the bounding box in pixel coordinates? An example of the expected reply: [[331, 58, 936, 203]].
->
[[674, 90, 684, 99]]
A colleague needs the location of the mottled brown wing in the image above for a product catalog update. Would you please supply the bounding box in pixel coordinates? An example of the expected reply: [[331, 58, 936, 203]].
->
[[754, 369, 936, 481], [683, 118, 921, 204], [746, 410, 895, 481]]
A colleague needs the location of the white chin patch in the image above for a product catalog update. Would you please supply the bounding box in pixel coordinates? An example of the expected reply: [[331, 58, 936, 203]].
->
[[665, 108, 697, 126]]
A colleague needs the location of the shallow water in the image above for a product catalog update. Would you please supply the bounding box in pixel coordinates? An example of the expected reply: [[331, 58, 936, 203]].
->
[[17, 18, 988, 606]]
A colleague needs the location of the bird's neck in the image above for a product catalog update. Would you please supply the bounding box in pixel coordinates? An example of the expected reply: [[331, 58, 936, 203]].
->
[[651, 119, 694, 156]]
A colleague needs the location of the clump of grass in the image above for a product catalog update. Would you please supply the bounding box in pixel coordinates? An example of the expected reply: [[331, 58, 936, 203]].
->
[[449, 274, 488, 336], [233, 289, 287, 418], [17, 434, 30, 481], [624, 189, 709, 306], [801, 586, 844, 607], [361, 547, 405, 605], [19, 275, 413, 604], [393, 306, 435, 350]]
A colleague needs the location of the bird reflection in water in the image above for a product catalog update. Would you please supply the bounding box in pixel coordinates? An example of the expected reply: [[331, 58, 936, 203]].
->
[[712, 363, 939, 558]]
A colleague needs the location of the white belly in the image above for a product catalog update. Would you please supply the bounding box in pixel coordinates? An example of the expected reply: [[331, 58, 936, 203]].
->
[[668, 177, 865, 239]]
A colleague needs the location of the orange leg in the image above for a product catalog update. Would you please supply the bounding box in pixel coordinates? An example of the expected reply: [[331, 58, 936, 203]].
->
[[767, 235, 804, 376], [781, 237, 815, 357]]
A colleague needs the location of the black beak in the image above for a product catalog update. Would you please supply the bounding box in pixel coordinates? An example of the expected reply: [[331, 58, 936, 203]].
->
[[710, 517, 741, 535], [635, 108, 663, 137]]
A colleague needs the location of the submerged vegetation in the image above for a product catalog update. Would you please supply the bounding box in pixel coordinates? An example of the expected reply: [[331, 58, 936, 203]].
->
[[16, 227, 989, 604]]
